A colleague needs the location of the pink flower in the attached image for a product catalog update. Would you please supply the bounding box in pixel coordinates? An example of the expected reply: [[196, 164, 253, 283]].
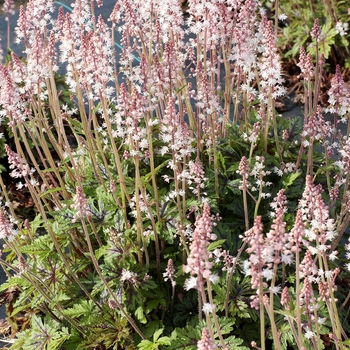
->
[[266, 189, 291, 265], [238, 156, 249, 190], [72, 186, 89, 219], [163, 259, 176, 286], [5, 145, 31, 178], [299, 176, 336, 250], [281, 286, 290, 309], [243, 216, 266, 296], [318, 281, 330, 302], [297, 46, 314, 82], [184, 204, 216, 284], [289, 210, 304, 253], [299, 276, 315, 312], [0, 206, 18, 241], [311, 18, 321, 42], [0, 37, 3, 62], [299, 250, 318, 280], [258, 15, 285, 102], [326, 65, 350, 117], [2, 0, 15, 21], [197, 328, 217, 350], [187, 157, 206, 195]]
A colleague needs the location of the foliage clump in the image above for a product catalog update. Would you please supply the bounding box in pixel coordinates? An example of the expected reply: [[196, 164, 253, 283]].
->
[[0, 0, 349, 349]]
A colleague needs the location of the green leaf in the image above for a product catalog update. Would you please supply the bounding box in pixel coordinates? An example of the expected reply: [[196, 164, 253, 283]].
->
[[30, 214, 45, 234], [11, 316, 70, 350], [91, 101, 102, 115], [217, 151, 226, 175], [224, 335, 249, 349], [175, 84, 187, 93], [63, 300, 95, 318], [0, 276, 32, 292], [49, 293, 71, 309], [20, 234, 55, 258], [341, 339, 350, 347], [141, 159, 169, 185], [135, 306, 147, 324], [153, 328, 164, 342], [274, 308, 296, 319], [145, 298, 165, 313], [40, 187, 63, 198], [314, 164, 335, 176], [9, 303, 31, 317], [345, 57, 350, 69], [282, 171, 301, 188], [157, 336, 172, 346], [95, 245, 107, 260], [144, 321, 164, 339], [207, 239, 226, 252], [68, 118, 84, 135], [167, 325, 200, 350], [138, 340, 157, 350]]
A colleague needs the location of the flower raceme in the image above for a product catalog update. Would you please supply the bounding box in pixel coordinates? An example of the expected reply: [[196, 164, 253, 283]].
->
[[5, 144, 32, 179], [184, 203, 216, 288], [326, 64, 350, 119], [299, 175, 337, 250], [0, 205, 18, 242], [258, 15, 286, 102], [197, 328, 217, 350], [72, 186, 89, 220]]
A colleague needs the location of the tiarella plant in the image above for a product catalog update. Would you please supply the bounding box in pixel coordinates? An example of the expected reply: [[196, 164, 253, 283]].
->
[[266, 0, 350, 66], [0, 0, 349, 349]]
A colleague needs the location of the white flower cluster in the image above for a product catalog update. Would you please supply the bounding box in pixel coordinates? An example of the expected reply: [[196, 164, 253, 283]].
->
[[346, 238, 350, 272], [335, 21, 349, 36]]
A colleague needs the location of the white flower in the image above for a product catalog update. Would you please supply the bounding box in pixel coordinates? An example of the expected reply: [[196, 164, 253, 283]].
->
[[120, 269, 137, 282], [325, 270, 333, 278], [308, 246, 318, 255], [184, 276, 198, 290], [139, 138, 148, 149], [242, 260, 251, 276], [304, 329, 315, 339], [278, 14, 288, 21], [30, 179, 39, 186], [318, 318, 326, 325], [303, 139, 310, 147], [16, 182, 25, 190], [263, 268, 274, 281], [209, 274, 219, 284], [328, 251, 338, 261], [335, 21, 348, 36], [281, 254, 294, 265], [273, 166, 283, 176], [270, 285, 281, 295], [202, 303, 216, 314]]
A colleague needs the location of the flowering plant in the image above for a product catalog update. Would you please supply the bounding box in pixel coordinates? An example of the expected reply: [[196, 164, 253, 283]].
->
[[270, 0, 350, 67], [0, 0, 349, 349]]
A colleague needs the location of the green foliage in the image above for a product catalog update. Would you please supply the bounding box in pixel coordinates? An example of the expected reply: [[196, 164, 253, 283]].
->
[[1, 102, 344, 348], [9, 316, 70, 350], [273, 0, 350, 63], [307, 20, 338, 59], [138, 329, 172, 350]]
